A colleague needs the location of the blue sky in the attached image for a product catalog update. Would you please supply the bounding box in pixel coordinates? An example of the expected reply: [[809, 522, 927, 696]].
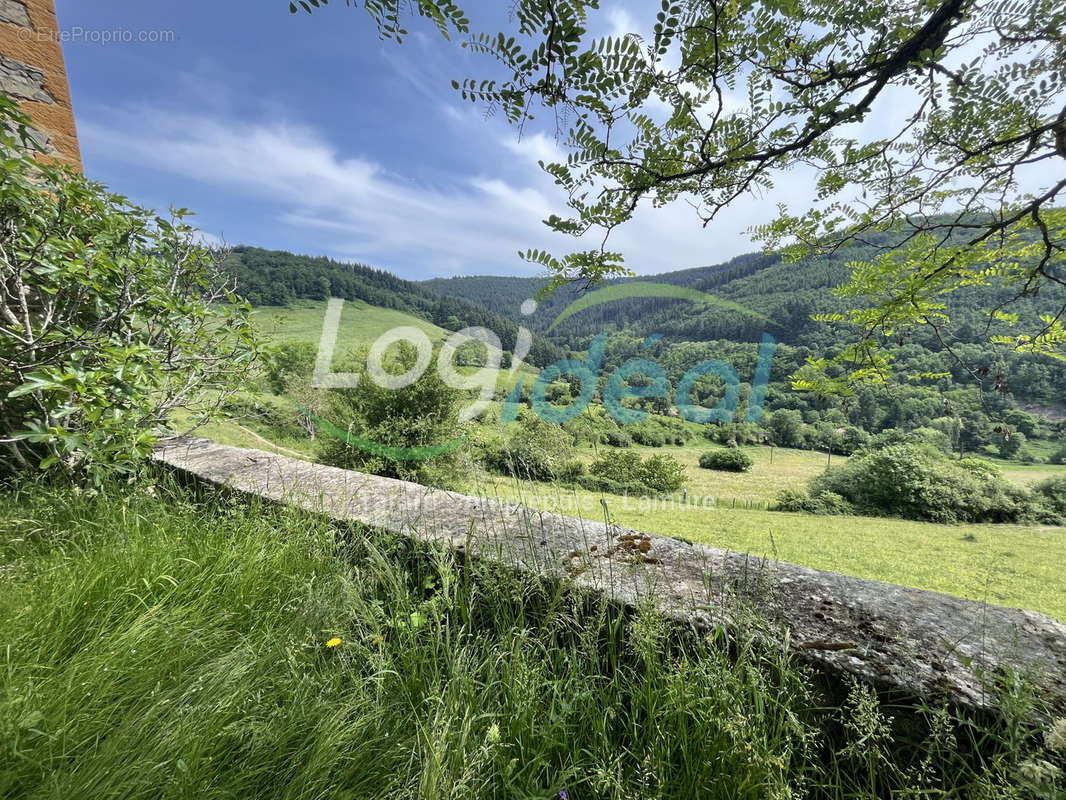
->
[[54, 1, 804, 280]]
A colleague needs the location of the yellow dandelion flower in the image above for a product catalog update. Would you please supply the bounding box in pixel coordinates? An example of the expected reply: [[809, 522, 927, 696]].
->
[[326, 637, 342, 648]]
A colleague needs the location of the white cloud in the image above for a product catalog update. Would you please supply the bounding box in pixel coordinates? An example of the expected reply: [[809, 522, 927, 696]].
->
[[79, 100, 806, 281], [605, 7, 640, 40]]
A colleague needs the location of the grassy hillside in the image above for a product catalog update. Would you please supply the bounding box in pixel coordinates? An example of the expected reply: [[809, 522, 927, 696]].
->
[[226, 246, 567, 367], [251, 298, 454, 348], [248, 299, 540, 390]]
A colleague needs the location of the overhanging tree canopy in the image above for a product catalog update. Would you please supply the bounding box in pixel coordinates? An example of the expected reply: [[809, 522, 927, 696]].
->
[[292, 0, 1066, 389]]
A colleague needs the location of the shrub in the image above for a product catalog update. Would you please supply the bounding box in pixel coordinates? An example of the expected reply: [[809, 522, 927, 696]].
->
[[699, 448, 754, 472], [1049, 446, 1066, 466], [630, 425, 666, 447], [774, 488, 812, 512], [864, 427, 950, 455], [704, 422, 763, 446], [558, 460, 586, 483], [0, 98, 262, 482], [1033, 476, 1066, 519], [588, 450, 686, 494], [774, 489, 853, 515], [318, 343, 469, 488], [810, 444, 1032, 524], [483, 411, 574, 481]]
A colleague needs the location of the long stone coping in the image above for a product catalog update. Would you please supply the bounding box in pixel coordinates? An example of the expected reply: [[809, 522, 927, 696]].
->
[[154, 437, 1066, 712]]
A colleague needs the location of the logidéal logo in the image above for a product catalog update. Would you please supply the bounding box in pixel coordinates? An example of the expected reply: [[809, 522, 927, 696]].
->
[[296, 283, 778, 461]]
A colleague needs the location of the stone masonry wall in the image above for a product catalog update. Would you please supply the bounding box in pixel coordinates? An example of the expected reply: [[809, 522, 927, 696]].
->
[[0, 0, 81, 170], [154, 438, 1066, 715]]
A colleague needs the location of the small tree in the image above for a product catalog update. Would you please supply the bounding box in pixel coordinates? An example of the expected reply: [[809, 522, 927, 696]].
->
[[767, 409, 804, 448], [0, 97, 263, 482], [317, 343, 469, 487], [486, 410, 574, 481]]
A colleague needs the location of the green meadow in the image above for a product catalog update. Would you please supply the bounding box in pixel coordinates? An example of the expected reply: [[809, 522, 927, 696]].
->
[[186, 383, 1066, 621], [249, 299, 539, 391], [171, 300, 1066, 622]]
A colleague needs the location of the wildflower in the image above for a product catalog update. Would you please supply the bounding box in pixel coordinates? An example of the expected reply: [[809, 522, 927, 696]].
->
[[559, 792, 568, 800], [1047, 718, 1066, 754], [326, 637, 342, 648]]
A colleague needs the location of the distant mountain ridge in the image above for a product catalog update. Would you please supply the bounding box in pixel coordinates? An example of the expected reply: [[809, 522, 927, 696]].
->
[[420, 236, 1061, 356]]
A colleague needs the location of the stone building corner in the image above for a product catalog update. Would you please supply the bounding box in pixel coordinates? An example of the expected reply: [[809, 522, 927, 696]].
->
[[0, 0, 81, 172]]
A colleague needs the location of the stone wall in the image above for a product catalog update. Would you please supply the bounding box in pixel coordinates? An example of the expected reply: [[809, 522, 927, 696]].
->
[[154, 438, 1066, 714], [0, 0, 80, 170]]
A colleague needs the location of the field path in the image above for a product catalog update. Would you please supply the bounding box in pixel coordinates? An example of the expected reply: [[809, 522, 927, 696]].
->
[[232, 424, 308, 460]]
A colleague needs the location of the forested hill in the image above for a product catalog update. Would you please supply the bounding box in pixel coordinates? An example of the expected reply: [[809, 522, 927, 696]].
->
[[421, 234, 1062, 356], [422, 250, 783, 341], [223, 246, 566, 366], [421, 235, 1066, 414], [421, 250, 780, 325]]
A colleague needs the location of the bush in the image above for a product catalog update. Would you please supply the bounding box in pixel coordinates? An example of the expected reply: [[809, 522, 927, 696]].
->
[[774, 489, 854, 515], [630, 425, 666, 447], [558, 460, 586, 483], [810, 444, 1033, 524], [588, 450, 686, 494], [318, 343, 469, 488], [483, 411, 574, 481], [0, 98, 262, 482], [1033, 475, 1066, 519], [699, 448, 754, 472], [623, 416, 691, 447]]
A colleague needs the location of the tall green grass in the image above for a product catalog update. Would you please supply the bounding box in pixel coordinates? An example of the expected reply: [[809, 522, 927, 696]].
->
[[1, 478, 1062, 799]]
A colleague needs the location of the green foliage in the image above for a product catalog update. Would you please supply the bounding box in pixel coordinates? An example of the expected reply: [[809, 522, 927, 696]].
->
[[630, 415, 691, 447], [0, 97, 262, 482], [484, 411, 574, 481], [317, 0, 1066, 387], [998, 430, 1028, 460], [699, 448, 754, 473], [868, 427, 953, 456], [809, 445, 1039, 524], [767, 409, 805, 448], [775, 489, 854, 516], [1033, 476, 1066, 519], [264, 340, 317, 395], [317, 343, 468, 487], [588, 450, 685, 494]]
